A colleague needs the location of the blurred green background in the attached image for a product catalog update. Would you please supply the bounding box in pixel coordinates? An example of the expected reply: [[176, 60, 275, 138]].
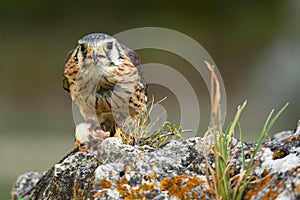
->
[[1, 1, 299, 198]]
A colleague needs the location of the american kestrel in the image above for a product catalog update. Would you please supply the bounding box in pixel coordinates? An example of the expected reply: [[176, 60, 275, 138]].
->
[[63, 33, 147, 148]]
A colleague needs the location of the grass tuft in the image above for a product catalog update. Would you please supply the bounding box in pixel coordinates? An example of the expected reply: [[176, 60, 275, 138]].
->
[[121, 96, 186, 147], [203, 61, 288, 200]]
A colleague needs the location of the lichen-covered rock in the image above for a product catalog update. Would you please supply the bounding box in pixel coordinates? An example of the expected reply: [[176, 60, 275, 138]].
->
[[246, 120, 300, 200], [11, 120, 300, 200], [11, 172, 42, 200]]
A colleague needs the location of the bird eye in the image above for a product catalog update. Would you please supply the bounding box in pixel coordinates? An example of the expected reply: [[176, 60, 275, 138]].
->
[[105, 42, 113, 50], [80, 43, 86, 53], [73, 54, 78, 62]]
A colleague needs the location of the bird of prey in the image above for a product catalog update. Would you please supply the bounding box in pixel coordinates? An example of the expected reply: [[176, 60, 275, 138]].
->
[[63, 33, 147, 148]]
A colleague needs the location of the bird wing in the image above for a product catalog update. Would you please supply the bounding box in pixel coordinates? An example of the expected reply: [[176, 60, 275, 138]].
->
[[121, 44, 147, 90]]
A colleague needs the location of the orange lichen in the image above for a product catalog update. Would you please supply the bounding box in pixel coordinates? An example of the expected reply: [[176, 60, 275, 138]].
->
[[160, 175, 203, 199], [244, 175, 285, 200], [94, 174, 206, 199], [160, 177, 173, 191], [287, 166, 300, 175], [244, 175, 271, 200], [95, 175, 158, 199], [150, 173, 157, 181], [278, 182, 284, 189], [284, 134, 300, 142], [272, 149, 288, 160], [98, 178, 112, 189], [263, 189, 279, 200], [262, 169, 269, 177], [295, 185, 300, 195], [262, 178, 284, 199], [116, 177, 129, 196], [92, 191, 103, 199], [125, 182, 155, 200], [192, 191, 199, 199], [205, 189, 214, 195], [187, 175, 203, 188]]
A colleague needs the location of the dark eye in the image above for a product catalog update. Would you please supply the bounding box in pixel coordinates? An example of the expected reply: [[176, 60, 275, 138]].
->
[[106, 42, 113, 50], [73, 54, 78, 62], [80, 43, 86, 52]]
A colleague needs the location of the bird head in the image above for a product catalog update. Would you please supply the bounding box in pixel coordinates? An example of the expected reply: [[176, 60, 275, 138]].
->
[[77, 33, 125, 67]]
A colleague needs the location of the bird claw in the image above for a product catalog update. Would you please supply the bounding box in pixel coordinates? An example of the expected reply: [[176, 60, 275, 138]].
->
[[114, 126, 122, 138], [75, 139, 88, 152]]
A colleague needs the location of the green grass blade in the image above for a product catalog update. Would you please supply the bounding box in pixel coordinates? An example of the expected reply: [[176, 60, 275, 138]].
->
[[238, 122, 245, 171], [226, 101, 247, 149], [266, 103, 289, 131], [238, 103, 289, 199]]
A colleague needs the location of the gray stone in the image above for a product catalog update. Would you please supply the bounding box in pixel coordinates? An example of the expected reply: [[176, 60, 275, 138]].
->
[[11, 120, 300, 199]]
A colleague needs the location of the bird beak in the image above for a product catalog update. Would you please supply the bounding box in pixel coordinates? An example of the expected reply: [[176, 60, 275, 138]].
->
[[91, 48, 105, 64]]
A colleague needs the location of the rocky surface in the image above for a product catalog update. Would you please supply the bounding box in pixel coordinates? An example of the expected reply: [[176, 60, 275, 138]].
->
[[11, 120, 300, 200]]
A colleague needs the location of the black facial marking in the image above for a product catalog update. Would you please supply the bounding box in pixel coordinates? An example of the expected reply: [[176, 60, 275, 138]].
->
[[72, 47, 79, 62], [106, 42, 113, 50], [116, 45, 124, 59], [79, 43, 87, 60]]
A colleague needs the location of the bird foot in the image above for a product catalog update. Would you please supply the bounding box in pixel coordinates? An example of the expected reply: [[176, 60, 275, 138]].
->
[[75, 139, 88, 152], [114, 126, 122, 138]]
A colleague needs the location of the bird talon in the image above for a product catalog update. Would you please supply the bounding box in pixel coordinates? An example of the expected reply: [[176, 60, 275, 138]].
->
[[74, 139, 87, 152], [114, 126, 122, 138], [75, 139, 81, 147], [79, 146, 88, 152]]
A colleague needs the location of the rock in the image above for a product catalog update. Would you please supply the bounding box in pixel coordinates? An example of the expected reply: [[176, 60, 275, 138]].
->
[[11, 120, 300, 200], [11, 172, 42, 199]]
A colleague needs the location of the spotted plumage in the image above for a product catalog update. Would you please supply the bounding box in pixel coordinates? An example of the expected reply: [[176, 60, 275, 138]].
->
[[63, 33, 147, 146]]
